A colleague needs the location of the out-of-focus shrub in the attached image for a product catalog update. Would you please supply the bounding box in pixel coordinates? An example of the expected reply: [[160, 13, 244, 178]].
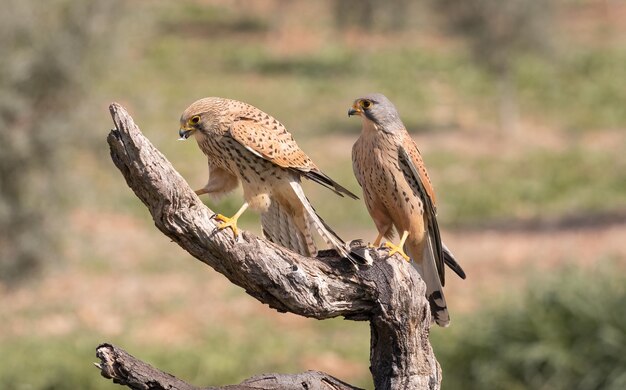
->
[[0, 0, 125, 284], [435, 265, 626, 390]]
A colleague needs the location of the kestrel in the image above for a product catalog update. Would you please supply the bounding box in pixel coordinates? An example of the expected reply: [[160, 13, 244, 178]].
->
[[179, 97, 360, 263], [349, 93, 466, 326]]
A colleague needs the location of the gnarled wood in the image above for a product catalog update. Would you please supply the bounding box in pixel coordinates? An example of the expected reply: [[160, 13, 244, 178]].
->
[[95, 343, 360, 390], [101, 103, 441, 389]]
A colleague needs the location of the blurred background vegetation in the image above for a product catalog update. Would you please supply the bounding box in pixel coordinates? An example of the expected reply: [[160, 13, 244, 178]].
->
[[0, 0, 625, 389]]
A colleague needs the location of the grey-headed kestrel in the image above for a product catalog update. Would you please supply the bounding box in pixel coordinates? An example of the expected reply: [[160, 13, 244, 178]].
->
[[349, 93, 466, 326], [179, 97, 360, 264]]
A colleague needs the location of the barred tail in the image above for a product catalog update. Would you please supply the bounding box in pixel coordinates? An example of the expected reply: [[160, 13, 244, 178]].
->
[[407, 237, 450, 327]]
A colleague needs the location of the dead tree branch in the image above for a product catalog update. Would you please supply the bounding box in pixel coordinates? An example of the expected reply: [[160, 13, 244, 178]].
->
[[95, 343, 359, 390], [101, 103, 441, 389]]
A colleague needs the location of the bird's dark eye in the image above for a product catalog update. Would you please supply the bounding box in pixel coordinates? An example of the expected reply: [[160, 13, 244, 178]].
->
[[361, 100, 372, 109], [190, 115, 200, 125]]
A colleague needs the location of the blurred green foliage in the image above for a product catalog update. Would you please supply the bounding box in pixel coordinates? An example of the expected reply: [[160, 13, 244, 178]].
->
[[434, 265, 626, 390], [0, 0, 127, 283], [518, 48, 626, 129], [433, 146, 626, 225], [161, 2, 269, 35]]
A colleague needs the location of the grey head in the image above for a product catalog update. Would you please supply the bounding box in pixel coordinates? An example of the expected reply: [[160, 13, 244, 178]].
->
[[348, 93, 405, 133]]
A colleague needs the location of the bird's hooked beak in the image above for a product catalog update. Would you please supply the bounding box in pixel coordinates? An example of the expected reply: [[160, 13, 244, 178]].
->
[[348, 103, 362, 117], [178, 126, 195, 141]]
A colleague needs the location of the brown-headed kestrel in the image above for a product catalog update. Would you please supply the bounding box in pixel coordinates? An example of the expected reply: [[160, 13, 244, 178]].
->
[[349, 93, 466, 326], [179, 97, 360, 264]]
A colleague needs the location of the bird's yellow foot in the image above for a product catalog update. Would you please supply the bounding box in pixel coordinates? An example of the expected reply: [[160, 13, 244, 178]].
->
[[213, 213, 240, 237], [383, 241, 410, 261], [383, 231, 410, 261], [212, 203, 249, 238]]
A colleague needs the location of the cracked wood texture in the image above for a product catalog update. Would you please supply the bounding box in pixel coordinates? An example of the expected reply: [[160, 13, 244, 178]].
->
[[104, 103, 441, 390], [96, 343, 359, 390]]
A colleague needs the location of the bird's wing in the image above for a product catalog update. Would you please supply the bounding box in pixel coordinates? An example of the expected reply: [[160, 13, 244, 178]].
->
[[442, 242, 466, 279], [228, 118, 358, 199], [398, 137, 446, 286], [351, 139, 364, 189], [229, 117, 313, 170]]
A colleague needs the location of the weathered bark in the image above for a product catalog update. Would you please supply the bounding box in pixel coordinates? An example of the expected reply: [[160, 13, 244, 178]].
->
[[95, 343, 360, 390], [101, 103, 441, 389]]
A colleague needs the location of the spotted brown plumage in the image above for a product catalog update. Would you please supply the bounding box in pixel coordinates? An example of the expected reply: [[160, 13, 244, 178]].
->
[[349, 93, 466, 326], [179, 97, 359, 264]]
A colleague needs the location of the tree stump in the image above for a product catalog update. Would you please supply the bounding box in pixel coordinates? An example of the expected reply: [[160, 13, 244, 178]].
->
[[98, 103, 441, 389]]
